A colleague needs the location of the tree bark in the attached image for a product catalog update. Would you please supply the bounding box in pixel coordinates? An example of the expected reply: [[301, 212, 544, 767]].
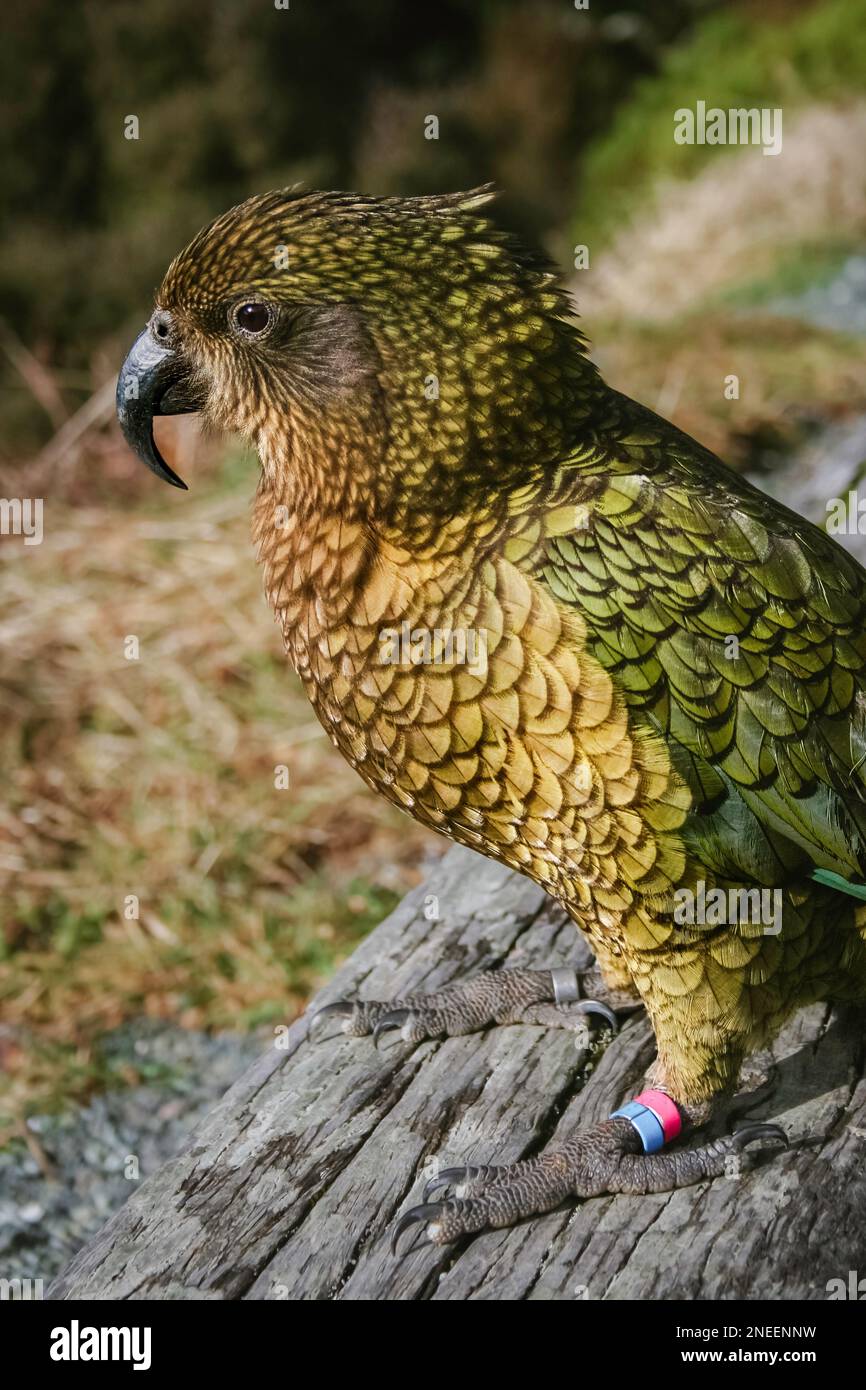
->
[[50, 844, 866, 1301]]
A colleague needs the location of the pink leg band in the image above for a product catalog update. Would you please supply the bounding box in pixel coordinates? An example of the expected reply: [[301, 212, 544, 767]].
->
[[633, 1089, 682, 1143]]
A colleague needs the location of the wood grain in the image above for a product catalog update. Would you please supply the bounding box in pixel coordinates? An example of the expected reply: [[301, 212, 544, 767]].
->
[[50, 845, 866, 1301]]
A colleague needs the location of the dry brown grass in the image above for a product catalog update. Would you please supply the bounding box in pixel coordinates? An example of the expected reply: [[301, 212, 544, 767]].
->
[[575, 104, 866, 325], [0, 435, 437, 1137], [591, 309, 866, 466], [567, 103, 866, 465]]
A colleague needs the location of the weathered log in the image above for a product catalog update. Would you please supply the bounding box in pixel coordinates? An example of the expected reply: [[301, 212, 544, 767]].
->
[[50, 844, 866, 1301]]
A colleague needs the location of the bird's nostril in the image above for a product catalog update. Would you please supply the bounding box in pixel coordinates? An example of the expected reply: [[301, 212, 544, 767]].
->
[[152, 313, 172, 341]]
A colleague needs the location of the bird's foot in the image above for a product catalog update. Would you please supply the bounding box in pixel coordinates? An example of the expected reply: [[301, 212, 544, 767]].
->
[[393, 1113, 788, 1251], [309, 966, 621, 1047]]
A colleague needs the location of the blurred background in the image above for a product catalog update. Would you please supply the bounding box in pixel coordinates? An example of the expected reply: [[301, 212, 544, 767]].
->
[[2, 0, 866, 1274]]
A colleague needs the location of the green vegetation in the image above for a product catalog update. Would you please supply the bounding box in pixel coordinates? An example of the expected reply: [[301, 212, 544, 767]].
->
[[0, 0, 709, 456], [577, 0, 866, 249]]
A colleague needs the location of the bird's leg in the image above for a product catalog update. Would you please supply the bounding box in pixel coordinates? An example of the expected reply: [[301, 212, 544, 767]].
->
[[309, 966, 628, 1047], [393, 1107, 786, 1251], [390, 1039, 787, 1251]]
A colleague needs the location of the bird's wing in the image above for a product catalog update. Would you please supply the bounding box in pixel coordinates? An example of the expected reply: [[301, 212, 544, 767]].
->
[[538, 408, 866, 886]]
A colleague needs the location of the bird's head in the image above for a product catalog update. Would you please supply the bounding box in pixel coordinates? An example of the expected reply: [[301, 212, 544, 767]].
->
[[117, 187, 596, 520]]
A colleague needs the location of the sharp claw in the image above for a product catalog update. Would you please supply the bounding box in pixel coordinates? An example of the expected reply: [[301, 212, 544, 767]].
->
[[732, 1121, 789, 1151], [390, 1202, 443, 1256], [424, 1166, 472, 1201], [308, 1001, 354, 1041], [576, 999, 619, 1032], [373, 1009, 411, 1049]]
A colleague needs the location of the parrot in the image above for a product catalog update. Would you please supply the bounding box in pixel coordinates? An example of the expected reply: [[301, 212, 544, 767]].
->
[[116, 187, 866, 1250]]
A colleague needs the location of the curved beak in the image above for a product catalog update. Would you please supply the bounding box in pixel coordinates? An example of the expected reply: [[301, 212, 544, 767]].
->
[[116, 328, 204, 490]]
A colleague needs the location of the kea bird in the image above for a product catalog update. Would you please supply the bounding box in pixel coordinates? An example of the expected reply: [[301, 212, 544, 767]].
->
[[117, 187, 866, 1250]]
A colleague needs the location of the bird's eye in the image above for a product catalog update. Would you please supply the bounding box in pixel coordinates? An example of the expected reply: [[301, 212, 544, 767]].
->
[[233, 301, 273, 336]]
